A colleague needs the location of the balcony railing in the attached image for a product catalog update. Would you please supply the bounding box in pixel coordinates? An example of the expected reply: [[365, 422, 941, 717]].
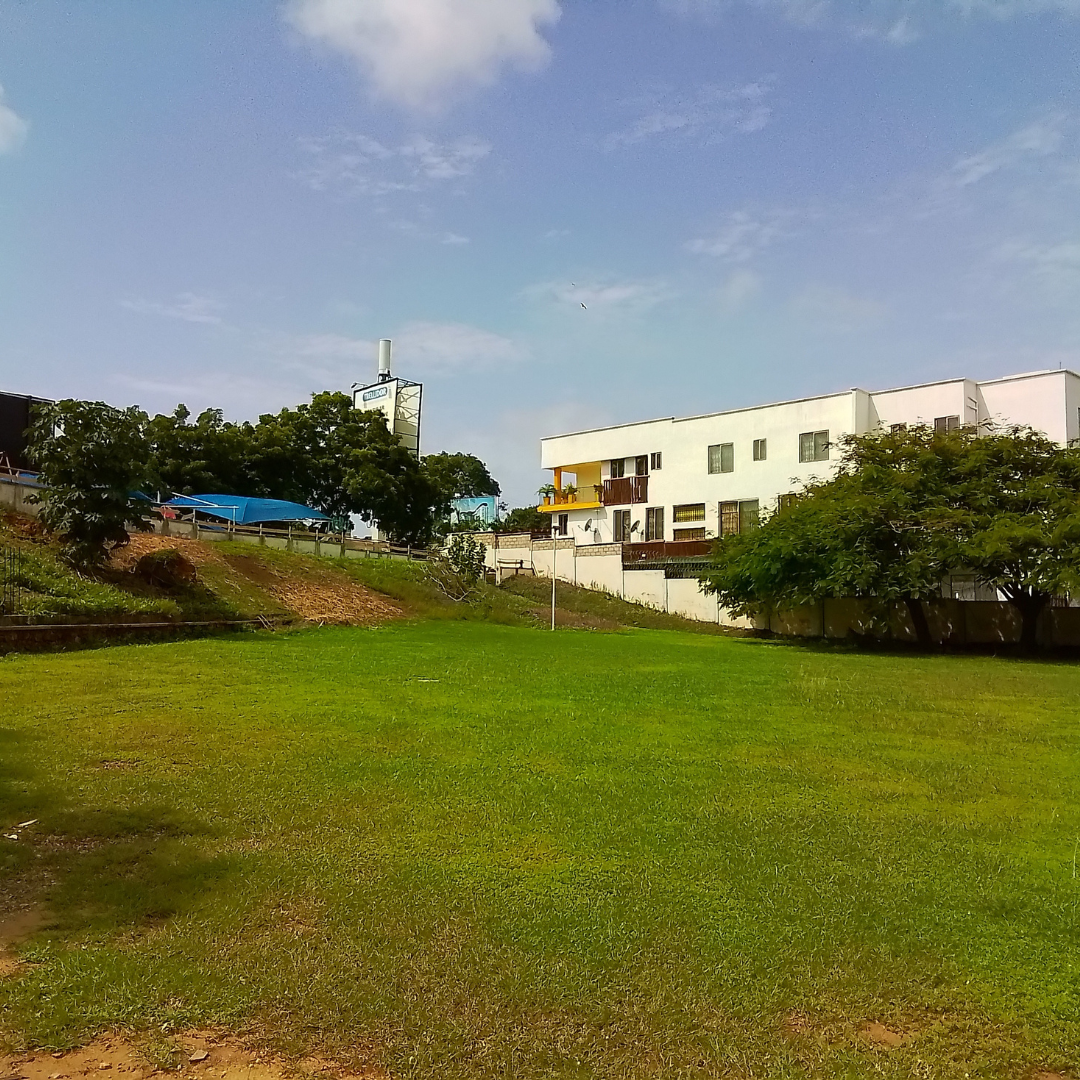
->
[[537, 488, 603, 512], [602, 476, 648, 505], [623, 539, 713, 565]]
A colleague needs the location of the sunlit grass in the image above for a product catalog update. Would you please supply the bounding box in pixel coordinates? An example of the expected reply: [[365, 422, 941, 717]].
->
[[1, 622, 1078, 1078]]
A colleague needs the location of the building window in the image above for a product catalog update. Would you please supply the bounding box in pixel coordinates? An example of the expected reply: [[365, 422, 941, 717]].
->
[[651, 451, 662, 471], [610, 458, 625, 479], [645, 507, 665, 541], [934, 415, 960, 432], [635, 455, 648, 476], [672, 503, 706, 523], [554, 513, 569, 537], [776, 492, 800, 513], [719, 500, 760, 537], [799, 430, 830, 463], [612, 509, 631, 542], [673, 527, 706, 541], [890, 423, 907, 433], [708, 442, 734, 474], [753, 438, 767, 461]]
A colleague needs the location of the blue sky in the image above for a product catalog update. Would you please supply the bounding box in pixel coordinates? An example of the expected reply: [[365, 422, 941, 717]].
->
[[1, 0, 1079, 505]]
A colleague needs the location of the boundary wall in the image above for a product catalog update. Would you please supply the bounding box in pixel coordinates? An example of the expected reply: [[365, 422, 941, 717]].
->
[[470, 532, 1080, 647]]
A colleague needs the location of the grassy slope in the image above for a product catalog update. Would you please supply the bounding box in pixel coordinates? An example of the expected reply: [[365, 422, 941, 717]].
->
[[2, 623, 1078, 1079]]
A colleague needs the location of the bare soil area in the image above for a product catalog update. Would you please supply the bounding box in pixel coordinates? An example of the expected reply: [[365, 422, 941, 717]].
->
[[0, 1033, 386, 1080], [109, 535, 401, 626]]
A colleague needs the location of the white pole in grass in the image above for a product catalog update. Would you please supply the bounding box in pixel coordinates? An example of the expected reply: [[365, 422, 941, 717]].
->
[[551, 523, 557, 631]]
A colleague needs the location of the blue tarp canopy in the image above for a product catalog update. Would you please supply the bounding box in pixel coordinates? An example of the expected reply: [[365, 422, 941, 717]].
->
[[164, 494, 329, 525]]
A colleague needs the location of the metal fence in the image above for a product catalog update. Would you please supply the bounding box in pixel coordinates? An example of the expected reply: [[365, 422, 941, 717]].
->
[[0, 545, 23, 617]]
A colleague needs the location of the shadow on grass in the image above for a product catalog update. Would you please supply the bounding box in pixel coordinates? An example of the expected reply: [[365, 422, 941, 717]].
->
[[731, 630, 1080, 664], [0, 726, 237, 942]]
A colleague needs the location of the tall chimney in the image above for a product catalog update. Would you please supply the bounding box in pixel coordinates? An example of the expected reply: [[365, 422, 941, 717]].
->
[[378, 339, 392, 381]]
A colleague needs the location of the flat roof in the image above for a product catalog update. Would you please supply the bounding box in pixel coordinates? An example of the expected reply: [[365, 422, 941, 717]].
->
[[541, 388, 859, 443], [541, 368, 1080, 444]]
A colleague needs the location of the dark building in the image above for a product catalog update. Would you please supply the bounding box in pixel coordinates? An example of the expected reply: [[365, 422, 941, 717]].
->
[[0, 392, 52, 473]]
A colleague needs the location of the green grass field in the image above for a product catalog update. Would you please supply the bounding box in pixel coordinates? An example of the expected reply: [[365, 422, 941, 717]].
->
[[2, 622, 1079, 1078]]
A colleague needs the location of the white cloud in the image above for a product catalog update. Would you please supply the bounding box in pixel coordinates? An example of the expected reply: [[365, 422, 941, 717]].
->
[[685, 209, 793, 261], [715, 269, 763, 312], [0, 84, 28, 154], [286, 0, 561, 110], [524, 277, 673, 313], [948, 114, 1066, 188], [393, 321, 525, 370], [661, 0, 1080, 40], [996, 238, 1080, 297], [603, 82, 772, 150], [790, 284, 888, 332], [120, 293, 225, 325], [298, 132, 490, 195], [286, 322, 523, 379]]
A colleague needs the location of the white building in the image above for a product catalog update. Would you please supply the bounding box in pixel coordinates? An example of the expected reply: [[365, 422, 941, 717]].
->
[[537, 368, 1080, 546]]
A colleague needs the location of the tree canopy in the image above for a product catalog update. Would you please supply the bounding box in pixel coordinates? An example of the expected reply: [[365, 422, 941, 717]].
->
[[28, 399, 157, 568], [700, 425, 1080, 649], [421, 451, 501, 518], [30, 391, 494, 552]]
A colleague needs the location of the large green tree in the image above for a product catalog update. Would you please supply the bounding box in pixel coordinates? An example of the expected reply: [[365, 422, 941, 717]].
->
[[422, 451, 501, 518], [147, 405, 258, 497], [28, 400, 157, 569], [248, 392, 441, 542], [700, 425, 1080, 649]]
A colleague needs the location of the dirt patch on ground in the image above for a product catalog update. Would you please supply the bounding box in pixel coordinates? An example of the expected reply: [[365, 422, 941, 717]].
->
[[0, 907, 48, 978], [109, 534, 231, 573], [109, 535, 400, 626], [859, 1021, 906, 1049], [220, 554, 401, 625], [0, 1033, 385, 1080], [528, 607, 621, 631]]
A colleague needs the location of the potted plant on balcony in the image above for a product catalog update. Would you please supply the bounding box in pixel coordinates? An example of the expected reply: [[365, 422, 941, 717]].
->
[[562, 483, 577, 504], [538, 483, 556, 506]]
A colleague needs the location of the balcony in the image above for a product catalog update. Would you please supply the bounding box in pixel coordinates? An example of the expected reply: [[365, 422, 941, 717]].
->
[[537, 488, 603, 514], [622, 539, 714, 575], [601, 476, 648, 505]]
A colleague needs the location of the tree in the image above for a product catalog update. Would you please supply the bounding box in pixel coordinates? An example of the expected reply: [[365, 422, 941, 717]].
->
[[946, 427, 1080, 650], [28, 400, 157, 569], [250, 392, 380, 519], [147, 405, 258, 497], [426, 534, 488, 601], [700, 425, 1080, 650], [251, 393, 441, 544], [422, 452, 501, 518], [493, 506, 549, 534]]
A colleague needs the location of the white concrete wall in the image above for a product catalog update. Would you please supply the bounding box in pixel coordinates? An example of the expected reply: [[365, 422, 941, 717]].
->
[[978, 370, 1072, 443], [541, 390, 861, 544], [869, 378, 976, 429], [539, 368, 1079, 546]]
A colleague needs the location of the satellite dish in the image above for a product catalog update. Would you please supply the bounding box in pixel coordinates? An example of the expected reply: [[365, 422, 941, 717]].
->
[[631, 521, 641, 533], [582, 519, 593, 531]]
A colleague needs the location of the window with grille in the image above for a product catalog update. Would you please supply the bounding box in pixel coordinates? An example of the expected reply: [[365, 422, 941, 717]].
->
[[612, 509, 631, 542], [799, 430, 830, 463], [673, 527, 706, 540], [650, 451, 662, 470], [672, 503, 706, 523], [776, 492, 799, 513], [890, 423, 907, 433], [753, 438, 766, 461], [610, 458, 625, 478], [720, 500, 760, 536], [934, 415, 960, 432], [645, 507, 665, 542], [635, 455, 648, 476], [707, 442, 734, 474]]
